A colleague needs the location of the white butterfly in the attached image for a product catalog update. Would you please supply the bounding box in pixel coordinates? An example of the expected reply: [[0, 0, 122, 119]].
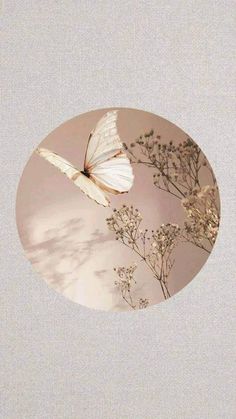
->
[[36, 110, 134, 207]]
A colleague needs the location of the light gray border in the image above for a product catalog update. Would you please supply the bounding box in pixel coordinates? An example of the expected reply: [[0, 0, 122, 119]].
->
[[1, 1, 235, 418]]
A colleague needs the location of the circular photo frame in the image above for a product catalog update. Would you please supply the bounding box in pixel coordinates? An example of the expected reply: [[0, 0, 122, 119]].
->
[[16, 108, 220, 311]]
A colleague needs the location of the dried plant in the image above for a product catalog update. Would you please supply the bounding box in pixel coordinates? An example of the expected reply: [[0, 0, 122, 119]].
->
[[107, 132, 220, 309], [181, 185, 220, 253], [114, 264, 149, 310], [124, 132, 216, 199], [123, 131, 220, 253], [107, 205, 180, 300]]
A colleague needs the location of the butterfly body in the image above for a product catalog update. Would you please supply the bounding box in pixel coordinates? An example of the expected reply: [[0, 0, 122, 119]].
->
[[36, 110, 134, 207], [80, 169, 90, 178]]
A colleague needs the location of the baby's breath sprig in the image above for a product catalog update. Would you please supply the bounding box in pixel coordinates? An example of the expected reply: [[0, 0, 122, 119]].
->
[[107, 205, 181, 300], [114, 263, 149, 310], [181, 185, 220, 253], [124, 131, 220, 254], [107, 204, 143, 246], [124, 132, 214, 200], [149, 224, 180, 296]]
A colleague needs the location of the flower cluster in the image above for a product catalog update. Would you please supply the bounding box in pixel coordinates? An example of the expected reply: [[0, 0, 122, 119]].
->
[[107, 205, 181, 300], [107, 204, 142, 246], [114, 263, 137, 293], [148, 224, 180, 296], [182, 186, 220, 252], [125, 131, 213, 199], [150, 224, 180, 257], [114, 264, 150, 310], [114, 263, 146, 310]]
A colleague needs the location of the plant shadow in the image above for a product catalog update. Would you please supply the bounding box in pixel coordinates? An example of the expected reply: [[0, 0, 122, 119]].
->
[[25, 217, 114, 292]]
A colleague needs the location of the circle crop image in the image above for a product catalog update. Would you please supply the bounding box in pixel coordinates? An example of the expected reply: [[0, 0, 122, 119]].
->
[[16, 108, 220, 311]]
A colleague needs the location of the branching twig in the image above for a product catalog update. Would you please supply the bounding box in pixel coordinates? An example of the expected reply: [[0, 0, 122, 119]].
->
[[114, 264, 149, 310], [123, 131, 220, 254], [107, 205, 180, 300], [124, 133, 215, 200]]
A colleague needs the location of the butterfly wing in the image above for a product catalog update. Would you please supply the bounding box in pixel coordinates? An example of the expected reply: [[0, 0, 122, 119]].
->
[[84, 110, 134, 194], [36, 148, 79, 179], [73, 175, 109, 207], [36, 147, 109, 206], [90, 153, 134, 194], [85, 110, 123, 169]]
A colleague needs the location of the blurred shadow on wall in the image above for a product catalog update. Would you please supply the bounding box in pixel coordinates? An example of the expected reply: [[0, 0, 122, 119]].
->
[[25, 217, 114, 292]]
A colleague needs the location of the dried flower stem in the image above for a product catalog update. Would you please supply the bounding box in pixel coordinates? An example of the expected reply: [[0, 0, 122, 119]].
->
[[114, 264, 149, 310], [124, 133, 214, 200], [123, 131, 220, 253], [107, 205, 180, 300]]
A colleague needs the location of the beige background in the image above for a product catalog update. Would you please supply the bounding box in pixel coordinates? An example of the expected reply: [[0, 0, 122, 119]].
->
[[1, 0, 236, 417], [16, 108, 216, 310]]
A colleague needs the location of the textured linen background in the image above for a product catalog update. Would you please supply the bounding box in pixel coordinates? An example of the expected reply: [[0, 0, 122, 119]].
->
[[1, 1, 235, 418]]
